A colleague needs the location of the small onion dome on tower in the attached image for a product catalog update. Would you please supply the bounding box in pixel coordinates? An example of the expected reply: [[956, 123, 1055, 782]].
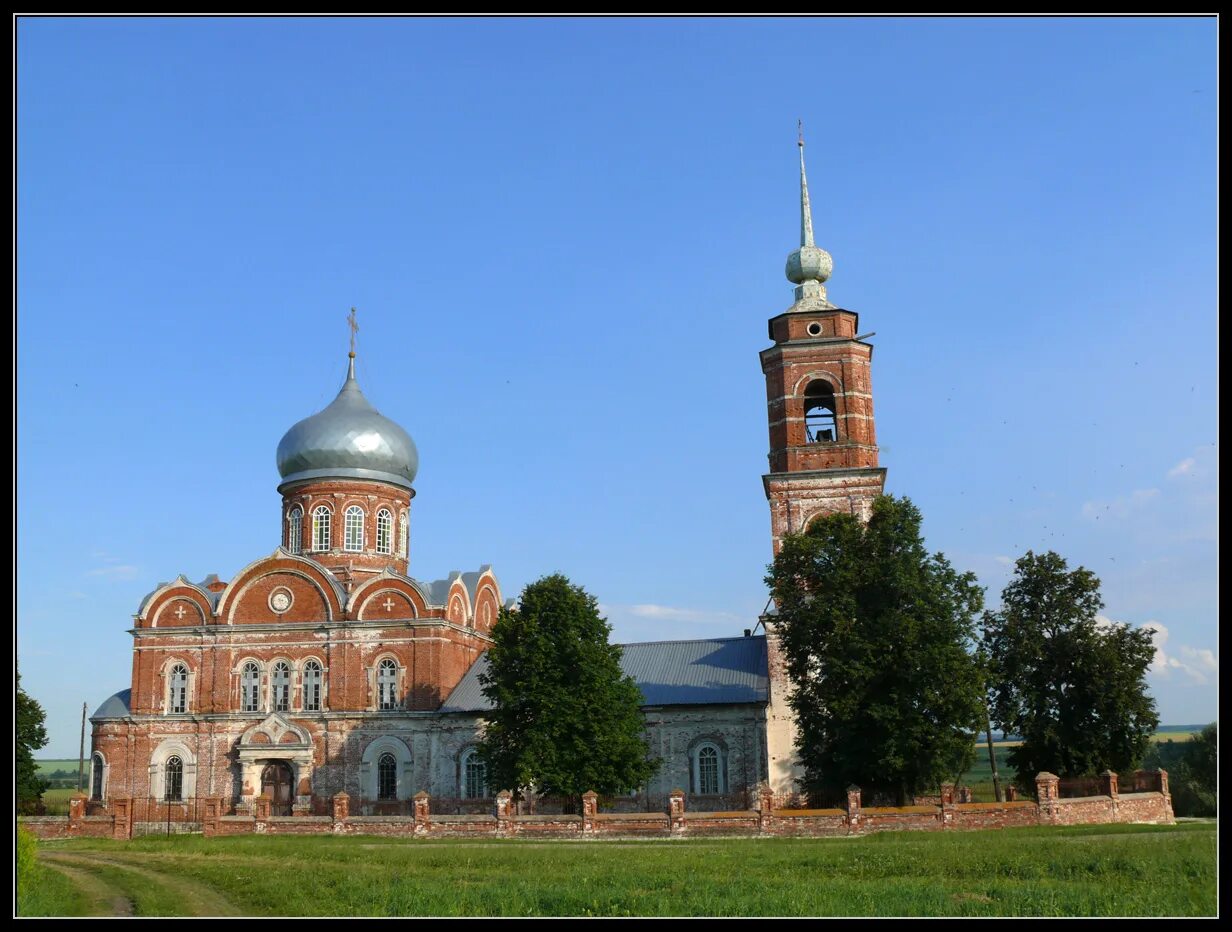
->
[[276, 353, 419, 492], [784, 122, 835, 308]]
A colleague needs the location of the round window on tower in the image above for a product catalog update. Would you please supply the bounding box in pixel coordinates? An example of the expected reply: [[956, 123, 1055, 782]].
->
[[807, 321, 823, 337]]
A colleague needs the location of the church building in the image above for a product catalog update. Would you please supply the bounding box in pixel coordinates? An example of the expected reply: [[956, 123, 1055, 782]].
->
[[88, 135, 884, 821]]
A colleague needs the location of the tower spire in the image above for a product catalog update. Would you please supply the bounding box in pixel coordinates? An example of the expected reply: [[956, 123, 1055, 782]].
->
[[784, 122, 834, 308], [799, 120, 815, 249], [347, 307, 359, 379]]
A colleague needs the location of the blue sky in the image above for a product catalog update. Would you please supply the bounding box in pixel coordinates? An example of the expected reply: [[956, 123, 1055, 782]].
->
[[17, 17, 1217, 756]]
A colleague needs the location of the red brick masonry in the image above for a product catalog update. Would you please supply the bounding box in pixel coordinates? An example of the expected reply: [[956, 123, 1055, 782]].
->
[[23, 772, 1172, 840]]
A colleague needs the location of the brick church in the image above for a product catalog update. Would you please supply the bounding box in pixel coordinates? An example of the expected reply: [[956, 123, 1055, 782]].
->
[[87, 136, 885, 822]]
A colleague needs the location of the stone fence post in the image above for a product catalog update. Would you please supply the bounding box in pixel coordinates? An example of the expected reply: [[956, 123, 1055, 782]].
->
[[581, 791, 598, 835], [1035, 772, 1060, 824], [957, 785, 972, 804], [939, 783, 956, 828], [1100, 770, 1119, 799], [254, 796, 271, 832], [413, 791, 431, 836], [1005, 785, 1018, 802], [202, 798, 222, 837], [1157, 768, 1170, 797], [758, 784, 775, 835], [111, 798, 132, 839], [67, 793, 87, 835], [845, 786, 862, 835], [331, 792, 350, 834], [495, 790, 515, 837], [668, 788, 686, 835]]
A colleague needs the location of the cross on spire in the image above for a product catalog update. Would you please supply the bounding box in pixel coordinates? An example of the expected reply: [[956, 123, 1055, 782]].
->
[[347, 307, 359, 358]]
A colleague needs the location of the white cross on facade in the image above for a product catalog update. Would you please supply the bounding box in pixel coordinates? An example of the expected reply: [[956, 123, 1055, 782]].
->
[[383, 597, 395, 611], [174, 605, 187, 619]]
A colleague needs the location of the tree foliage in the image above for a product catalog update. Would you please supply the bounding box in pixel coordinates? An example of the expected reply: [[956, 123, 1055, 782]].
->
[[477, 574, 659, 807], [982, 550, 1159, 789], [1146, 723, 1217, 817], [766, 495, 987, 806], [17, 669, 50, 813]]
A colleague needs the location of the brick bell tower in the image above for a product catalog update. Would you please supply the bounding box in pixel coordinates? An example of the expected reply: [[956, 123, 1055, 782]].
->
[[761, 128, 887, 804], [761, 127, 886, 553]]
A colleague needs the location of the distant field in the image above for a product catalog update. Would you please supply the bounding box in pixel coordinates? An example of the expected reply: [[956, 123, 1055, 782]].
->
[[37, 760, 85, 776], [18, 824, 1216, 917], [41, 788, 77, 816], [961, 729, 1199, 801]]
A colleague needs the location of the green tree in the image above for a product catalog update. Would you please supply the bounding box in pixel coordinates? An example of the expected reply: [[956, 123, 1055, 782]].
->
[[766, 495, 987, 807], [477, 574, 659, 809], [982, 550, 1159, 790], [17, 669, 50, 813]]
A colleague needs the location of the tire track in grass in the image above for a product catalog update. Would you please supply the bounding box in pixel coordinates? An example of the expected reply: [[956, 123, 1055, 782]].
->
[[42, 851, 243, 916], [37, 859, 134, 917]]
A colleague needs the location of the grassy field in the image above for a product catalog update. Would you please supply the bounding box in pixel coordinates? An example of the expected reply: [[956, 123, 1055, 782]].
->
[[18, 822, 1216, 917]]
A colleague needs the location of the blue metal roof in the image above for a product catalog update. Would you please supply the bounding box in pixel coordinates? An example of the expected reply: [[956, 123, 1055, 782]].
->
[[440, 636, 768, 712], [91, 689, 132, 720]]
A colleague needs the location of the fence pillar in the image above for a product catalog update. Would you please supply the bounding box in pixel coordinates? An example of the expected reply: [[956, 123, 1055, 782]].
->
[[331, 792, 349, 834], [1156, 768, 1170, 797], [254, 796, 271, 832], [957, 785, 972, 804], [668, 788, 686, 835], [1035, 772, 1060, 824], [111, 798, 132, 839], [495, 790, 515, 836], [202, 798, 222, 837], [1100, 770, 1119, 799], [758, 783, 776, 834], [413, 791, 431, 836], [1005, 785, 1018, 802], [939, 783, 956, 828], [845, 786, 862, 835], [580, 791, 599, 835]]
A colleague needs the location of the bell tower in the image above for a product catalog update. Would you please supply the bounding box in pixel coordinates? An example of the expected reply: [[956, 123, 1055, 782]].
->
[[761, 128, 886, 553]]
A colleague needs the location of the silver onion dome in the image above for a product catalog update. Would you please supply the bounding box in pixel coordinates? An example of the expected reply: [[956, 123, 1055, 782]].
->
[[276, 359, 419, 491]]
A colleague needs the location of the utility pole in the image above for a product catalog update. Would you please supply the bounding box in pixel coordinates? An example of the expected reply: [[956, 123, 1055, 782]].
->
[[77, 702, 87, 794], [984, 703, 1002, 803]]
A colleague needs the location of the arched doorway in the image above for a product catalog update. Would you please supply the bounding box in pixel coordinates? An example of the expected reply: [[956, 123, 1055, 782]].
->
[[260, 761, 294, 816]]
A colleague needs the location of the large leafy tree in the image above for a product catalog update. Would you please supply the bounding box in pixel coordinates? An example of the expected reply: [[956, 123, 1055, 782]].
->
[[17, 669, 50, 813], [767, 495, 986, 806], [982, 550, 1159, 790], [477, 574, 659, 808]]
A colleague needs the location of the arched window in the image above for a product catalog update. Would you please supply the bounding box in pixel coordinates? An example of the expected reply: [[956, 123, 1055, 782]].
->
[[376, 509, 393, 555], [463, 749, 488, 799], [302, 660, 322, 712], [312, 505, 332, 551], [91, 753, 105, 801], [377, 659, 398, 710], [344, 505, 365, 552], [377, 752, 398, 800], [287, 506, 303, 554], [168, 663, 189, 713], [272, 661, 291, 712], [803, 380, 839, 443], [693, 743, 726, 795], [242, 661, 261, 712], [165, 756, 183, 801]]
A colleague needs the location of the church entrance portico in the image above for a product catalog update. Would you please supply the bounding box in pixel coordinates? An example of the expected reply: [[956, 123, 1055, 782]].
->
[[236, 714, 316, 813]]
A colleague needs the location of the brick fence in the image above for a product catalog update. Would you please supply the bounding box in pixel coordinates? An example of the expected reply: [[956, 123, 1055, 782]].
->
[[20, 771, 1173, 841]]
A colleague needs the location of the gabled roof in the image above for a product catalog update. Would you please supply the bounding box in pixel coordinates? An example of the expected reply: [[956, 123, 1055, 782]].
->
[[440, 635, 768, 712]]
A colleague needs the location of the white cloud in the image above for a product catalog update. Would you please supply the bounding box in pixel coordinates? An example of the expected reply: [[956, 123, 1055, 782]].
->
[[86, 564, 140, 580], [1098, 615, 1217, 685], [599, 602, 741, 624], [1167, 457, 1197, 479]]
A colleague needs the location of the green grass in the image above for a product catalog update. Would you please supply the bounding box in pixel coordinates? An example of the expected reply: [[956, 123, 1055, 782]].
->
[[21, 822, 1217, 917]]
